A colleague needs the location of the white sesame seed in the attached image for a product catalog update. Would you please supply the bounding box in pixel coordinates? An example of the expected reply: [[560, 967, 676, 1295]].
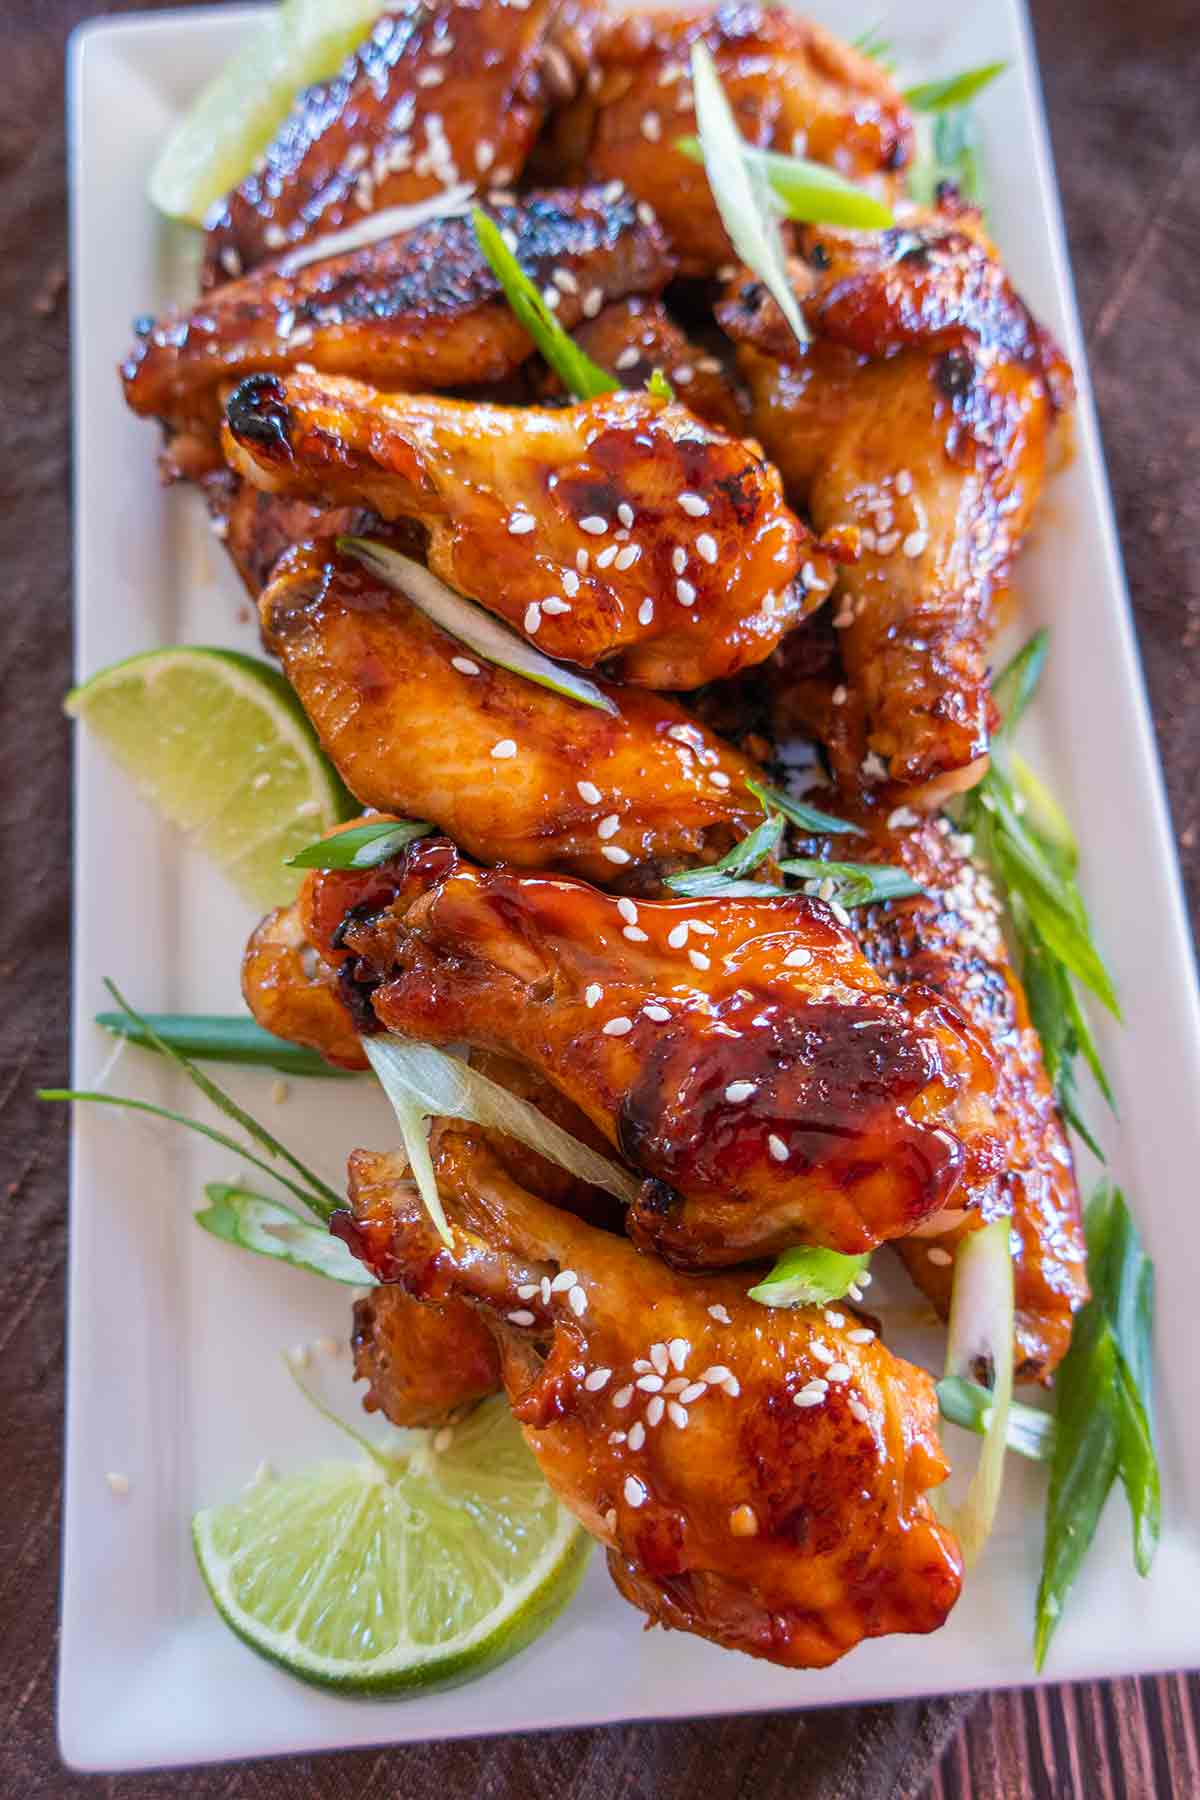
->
[[517, 1283, 539, 1299], [876, 531, 900, 555], [637, 1373, 664, 1393], [676, 579, 696, 606], [417, 65, 444, 86], [794, 1390, 823, 1408], [540, 1276, 552, 1305], [847, 1282, 864, 1302], [106, 1471, 130, 1495], [584, 983, 603, 1008], [708, 1304, 732, 1325], [579, 515, 608, 535], [524, 602, 542, 633], [811, 1342, 834, 1365], [543, 285, 561, 310], [627, 1422, 646, 1450], [569, 1285, 587, 1316], [617, 898, 639, 924], [583, 286, 603, 318], [724, 1081, 756, 1104], [667, 1401, 689, 1428], [831, 684, 848, 706], [602, 846, 631, 865], [848, 1397, 870, 1423], [667, 923, 689, 949], [646, 1395, 666, 1426], [613, 1385, 634, 1409], [680, 1381, 707, 1404], [603, 1016, 633, 1037], [543, 597, 572, 618], [668, 1338, 690, 1370], [888, 806, 919, 830], [649, 1342, 670, 1374], [644, 1004, 671, 1021], [826, 1362, 852, 1382], [598, 813, 620, 839], [701, 1365, 731, 1385], [550, 1270, 578, 1293], [617, 502, 635, 527], [609, 1430, 626, 1445], [219, 246, 243, 278], [562, 569, 580, 597], [767, 1134, 789, 1162], [678, 493, 708, 517], [624, 1475, 647, 1507], [673, 364, 694, 385], [671, 546, 688, 575], [451, 655, 481, 676], [474, 140, 495, 172], [688, 949, 711, 971], [554, 268, 578, 294], [624, 926, 648, 942], [638, 597, 654, 625], [664, 1376, 689, 1394], [501, 226, 519, 252], [722, 1375, 741, 1397], [490, 738, 517, 759], [507, 1309, 535, 1325], [636, 200, 657, 226], [584, 1367, 612, 1391], [830, 900, 851, 927], [847, 1328, 876, 1344], [690, 917, 717, 935], [577, 779, 601, 804], [710, 772, 733, 793], [615, 544, 641, 570], [696, 533, 718, 564], [508, 512, 535, 534], [595, 544, 618, 569], [824, 1309, 845, 1328], [903, 530, 928, 558], [641, 111, 662, 141], [264, 223, 287, 250], [928, 1247, 953, 1266], [602, 180, 625, 205], [633, 1358, 652, 1374]]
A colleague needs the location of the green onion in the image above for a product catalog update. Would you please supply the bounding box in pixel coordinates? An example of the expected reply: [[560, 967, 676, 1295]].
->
[[937, 1375, 1057, 1462], [340, 537, 617, 715], [195, 1185, 372, 1285], [851, 24, 894, 70], [779, 857, 924, 908], [287, 818, 431, 870], [992, 627, 1049, 738], [646, 368, 675, 402], [471, 206, 617, 401], [1035, 1185, 1159, 1667], [747, 1247, 870, 1309], [903, 62, 1008, 114], [938, 1217, 1014, 1565], [677, 136, 894, 230], [746, 778, 854, 837], [908, 105, 984, 207], [95, 1011, 354, 1078], [664, 811, 785, 898], [687, 44, 810, 350]]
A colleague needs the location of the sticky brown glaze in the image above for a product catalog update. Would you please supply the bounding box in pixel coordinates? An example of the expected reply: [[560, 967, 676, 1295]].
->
[[224, 371, 828, 686], [241, 901, 370, 1069], [787, 797, 1086, 1381], [337, 1131, 963, 1668], [204, 0, 597, 284], [197, 467, 380, 597], [121, 187, 674, 429], [351, 1271, 502, 1428], [258, 540, 766, 888], [720, 212, 1073, 803], [307, 834, 1000, 1264], [534, 296, 749, 435], [545, 4, 912, 274]]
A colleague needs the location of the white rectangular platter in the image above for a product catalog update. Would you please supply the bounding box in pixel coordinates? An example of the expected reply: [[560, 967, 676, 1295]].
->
[[64, 0, 1200, 1772]]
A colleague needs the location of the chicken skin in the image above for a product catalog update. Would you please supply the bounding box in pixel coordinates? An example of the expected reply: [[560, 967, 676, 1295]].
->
[[224, 372, 828, 686], [721, 211, 1073, 802], [122, 187, 673, 431], [258, 539, 765, 888], [336, 1130, 963, 1667], [351, 1281, 502, 1427], [302, 832, 1000, 1264], [536, 296, 748, 436], [546, 4, 912, 274], [204, 0, 596, 284]]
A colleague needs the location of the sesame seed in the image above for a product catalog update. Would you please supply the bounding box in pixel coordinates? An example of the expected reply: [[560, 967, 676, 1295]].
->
[[617, 503, 635, 527], [615, 898, 637, 924], [490, 739, 517, 759], [701, 1365, 731, 1385], [264, 223, 287, 249], [649, 1342, 670, 1374], [831, 684, 848, 706], [678, 493, 708, 517], [554, 268, 578, 294], [664, 1376, 689, 1394], [641, 111, 661, 141], [646, 1395, 666, 1426], [668, 1337, 690, 1370], [688, 949, 711, 971], [583, 286, 603, 318], [603, 179, 625, 202], [417, 66, 444, 86], [627, 1421, 645, 1450], [794, 1390, 823, 1408], [579, 515, 608, 535], [598, 814, 620, 839], [584, 1367, 613, 1391], [667, 1401, 689, 1428], [847, 1328, 876, 1344], [603, 1016, 633, 1037], [784, 946, 813, 970], [624, 926, 648, 942], [615, 545, 641, 570], [673, 364, 694, 384], [645, 1005, 670, 1021], [633, 1359, 652, 1373], [613, 1384, 634, 1409], [584, 983, 603, 1008], [826, 1362, 852, 1382], [575, 548, 590, 572], [824, 1309, 845, 1327], [106, 1472, 130, 1496], [830, 900, 851, 927], [680, 1381, 707, 1404], [609, 1430, 626, 1445], [695, 533, 718, 564], [709, 770, 730, 789], [722, 1375, 741, 1397], [876, 531, 900, 555], [569, 1285, 587, 1316], [524, 602, 542, 633], [767, 1134, 789, 1162], [543, 286, 561, 310], [849, 1397, 870, 1423], [517, 1283, 539, 1299], [595, 544, 618, 569], [888, 805, 919, 830], [507, 1309, 535, 1326], [577, 780, 601, 805], [624, 1475, 647, 1507], [540, 1276, 552, 1304], [811, 1342, 834, 1365], [637, 1373, 664, 1393], [219, 246, 243, 278], [708, 1304, 732, 1325], [903, 530, 928, 558], [550, 1269, 578, 1293], [615, 346, 641, 373], [562, 569, 580, 597], [508, 512, 535, 534], [602, 846, 631, 865], [636, 200, 657, 226], [638, 598, 654, 625], [928, 1247, 953, 1266], [667, 923, 689, 949], [671, 546, 688, 574], [452, 655, 480, 676], [847, 1282, 863, 1302], [676, 579, 696, 606], [724, 1081, 756, 1104]]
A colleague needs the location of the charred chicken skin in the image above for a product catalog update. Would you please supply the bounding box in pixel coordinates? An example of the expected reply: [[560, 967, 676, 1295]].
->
[[547, 4, 913, 274], [722, 210, 1073, 803], [301, 833, 1000, 1265], [258, 540, 767, 888], [337, 1130, 963, 1668], [224, 371, 829, 686]]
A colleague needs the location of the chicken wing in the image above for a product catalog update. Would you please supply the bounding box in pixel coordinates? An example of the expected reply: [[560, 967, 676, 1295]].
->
[[352, 1276, 502, 1427], [204, 0, 596, 283], [225, 372, 827, 686], [258, 539, 765, 887], [722, 210, 1073, 802], [534, 296, 748, 435], [122, 188, 674, 431], [544, 5, 913, 274], [241, 901, 370, 1069], [336, 1129, 962, 1667], [302, 832, 999, 1264]]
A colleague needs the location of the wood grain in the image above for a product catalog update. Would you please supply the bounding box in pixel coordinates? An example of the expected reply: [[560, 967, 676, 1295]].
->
[[0, 0, 1195, 1794]]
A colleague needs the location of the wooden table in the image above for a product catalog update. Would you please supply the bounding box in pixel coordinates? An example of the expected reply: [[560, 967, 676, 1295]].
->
[[0, 0, 1196, 1794]]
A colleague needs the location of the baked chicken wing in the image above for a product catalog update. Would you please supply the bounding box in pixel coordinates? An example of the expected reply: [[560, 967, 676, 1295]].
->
[[302, 833, 1000, 1264], [722, 210, 1073, 802], [546, 4, 912, 273], [225, 371, 827, 686], [337, 1129, 963, 1667], [258, 539, 765, 887], [534, 296, 748, 435], [351, 1280, 502, 1427]]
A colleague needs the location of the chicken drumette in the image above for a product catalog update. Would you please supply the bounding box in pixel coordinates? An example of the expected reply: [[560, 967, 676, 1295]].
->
[[337, 1128, 963, 1667], [351, 1282, 502, 1427]]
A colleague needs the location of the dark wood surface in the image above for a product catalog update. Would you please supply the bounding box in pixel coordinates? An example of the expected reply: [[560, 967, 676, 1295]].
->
[[0, 0, 1195, 1794]]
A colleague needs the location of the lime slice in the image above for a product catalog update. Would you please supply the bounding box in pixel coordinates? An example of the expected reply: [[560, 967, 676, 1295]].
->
[[193, 1399, 590, 1693], [150, 0, 390, 226], [66, 647, 349, 911]]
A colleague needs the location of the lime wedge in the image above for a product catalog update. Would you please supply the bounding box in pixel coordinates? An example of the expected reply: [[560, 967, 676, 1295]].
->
[[66, 647, 350, 911], [193, 1400, 590, 1693], [149, 0, 390, 226]]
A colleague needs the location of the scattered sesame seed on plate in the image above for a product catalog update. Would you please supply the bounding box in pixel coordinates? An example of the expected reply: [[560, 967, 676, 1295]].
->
[[106, 1472, 130, 1496]]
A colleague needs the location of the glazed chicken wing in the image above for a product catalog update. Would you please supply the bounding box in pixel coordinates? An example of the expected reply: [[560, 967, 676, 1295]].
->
[[122, 188, 673, 431], [545, 4, 912, 274], [225, 371, 827, 686], [205, 0, 596, 283], [337, 1130, 962, 1667], [535, 296, 748, 435], [258, 539, 765, 887], [302, 833, 1000, 1264], [722, 211, 1073, 802], [351, 1280, 501, 1427]]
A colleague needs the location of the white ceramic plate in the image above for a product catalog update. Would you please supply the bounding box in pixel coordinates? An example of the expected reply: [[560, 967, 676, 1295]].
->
[[63, 0, 1200, 1774]]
